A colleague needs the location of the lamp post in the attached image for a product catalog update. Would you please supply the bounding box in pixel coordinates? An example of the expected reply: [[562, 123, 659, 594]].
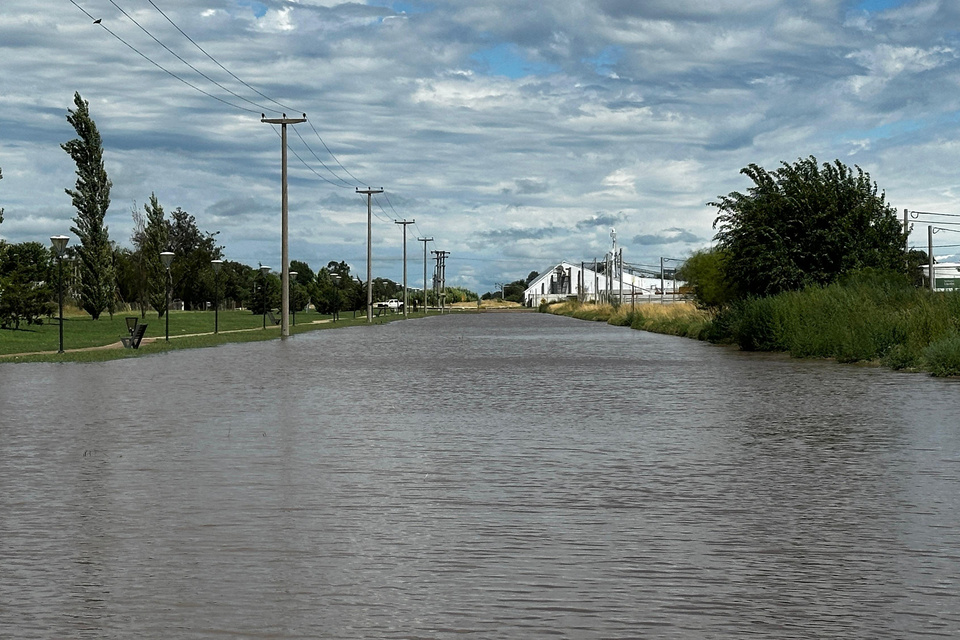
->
[[160, 251, 175, 341], [289, 271, 298, 326], [260, 265, 271, 329], [211, 259, 223, 334], [330, 273, 341, 322], [50, 235, 70, 354]]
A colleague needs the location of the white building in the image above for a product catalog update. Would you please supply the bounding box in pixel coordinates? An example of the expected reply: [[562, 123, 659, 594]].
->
[[522, 261, 681, 306], [921, 262, 960, 291]]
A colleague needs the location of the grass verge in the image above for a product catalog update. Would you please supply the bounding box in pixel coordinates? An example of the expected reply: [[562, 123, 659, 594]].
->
[[0, 308, 425, 364]]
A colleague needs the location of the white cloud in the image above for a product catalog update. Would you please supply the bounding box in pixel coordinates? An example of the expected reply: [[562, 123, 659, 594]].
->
[[1, 0, 960, 289]]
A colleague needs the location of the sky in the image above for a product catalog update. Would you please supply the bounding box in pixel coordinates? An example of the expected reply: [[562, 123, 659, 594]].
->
[[2, 0, 960, 294]]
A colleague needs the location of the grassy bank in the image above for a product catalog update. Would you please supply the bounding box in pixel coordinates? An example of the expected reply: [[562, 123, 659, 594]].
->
[[0, 308, 420, 363], [546, 300, 713, 339], [545, 273, 960, 376]]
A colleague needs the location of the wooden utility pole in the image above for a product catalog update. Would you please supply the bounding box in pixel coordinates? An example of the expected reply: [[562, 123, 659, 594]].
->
[[261, 113, 306, 338], [395, 219, 414, 317], [929, 225, 935, 292], [432, 250, 449, 313], [357, 187, 384, 323], [419, 237, 433, 313]]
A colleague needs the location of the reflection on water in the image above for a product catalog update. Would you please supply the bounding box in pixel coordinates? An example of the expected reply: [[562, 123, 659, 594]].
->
[[2, 312, 960, 638]]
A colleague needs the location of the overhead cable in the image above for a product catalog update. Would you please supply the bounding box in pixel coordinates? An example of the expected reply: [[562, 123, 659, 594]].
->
[[69, 0, 261, 114], [143, 0, 298, 114]]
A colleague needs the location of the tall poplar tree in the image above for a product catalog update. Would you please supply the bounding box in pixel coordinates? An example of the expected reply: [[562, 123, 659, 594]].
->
[[62, 92, 114, 319], [133, 193, 170, 317]]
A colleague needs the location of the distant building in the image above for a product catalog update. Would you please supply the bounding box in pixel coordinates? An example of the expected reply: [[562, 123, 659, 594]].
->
[[522, 261, 682, 306], [921, 262, 960, 291]]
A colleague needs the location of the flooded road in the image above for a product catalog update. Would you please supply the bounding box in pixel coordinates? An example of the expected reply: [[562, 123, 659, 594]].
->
[[2, 312, 959, 638]]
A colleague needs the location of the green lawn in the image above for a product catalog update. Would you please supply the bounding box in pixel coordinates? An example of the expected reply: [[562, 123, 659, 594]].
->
[[0, 308, 420, 363]]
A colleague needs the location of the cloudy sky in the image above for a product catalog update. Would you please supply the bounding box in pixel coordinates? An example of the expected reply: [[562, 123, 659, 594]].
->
[[2, 0, 960, 293]]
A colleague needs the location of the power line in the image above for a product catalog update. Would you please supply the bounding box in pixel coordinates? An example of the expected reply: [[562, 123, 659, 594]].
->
[[307, 119, 364, 185], [909, 210, 960, 219], [142, 0, 297, 114], [290, 125, 355, 189], [274, 125, 355, 189], [69, 0, 261, 114], [106, 0, 273, 114]]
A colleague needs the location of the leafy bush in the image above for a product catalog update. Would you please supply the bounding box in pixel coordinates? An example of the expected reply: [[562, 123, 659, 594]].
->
[[923, 330, 960, 377]]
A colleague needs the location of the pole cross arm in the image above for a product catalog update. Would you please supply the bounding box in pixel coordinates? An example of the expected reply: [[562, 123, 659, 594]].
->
[[261, 114, 307, 125]]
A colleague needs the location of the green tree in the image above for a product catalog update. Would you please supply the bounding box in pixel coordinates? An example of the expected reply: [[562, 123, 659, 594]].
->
[[0, 242, 54, 329], [111, 244, 140, 311], [677, 247, 738, 309], [63, 92, 114, 320], [250, 266, 280, 314], [503, 278, 527, 303], [131, 194, 170, 317], [711, 156, 906, 298], [219, 260, 254, 309], [166, 207, 222, 309]]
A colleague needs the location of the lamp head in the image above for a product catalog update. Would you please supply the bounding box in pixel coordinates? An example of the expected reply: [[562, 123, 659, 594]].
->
[[50, 235, 70, 257], [160, 251, 175, 269], [211, 259, 223, 274]]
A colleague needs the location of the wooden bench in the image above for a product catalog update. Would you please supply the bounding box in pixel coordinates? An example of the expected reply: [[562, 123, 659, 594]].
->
[[120, 322, 148, 349]]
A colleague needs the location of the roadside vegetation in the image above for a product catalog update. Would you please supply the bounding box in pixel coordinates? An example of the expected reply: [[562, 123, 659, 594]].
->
[[547, 156, 960, 377], [0, 307, 424, 363]]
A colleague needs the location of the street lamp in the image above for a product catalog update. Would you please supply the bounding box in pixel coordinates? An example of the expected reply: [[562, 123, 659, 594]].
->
[[160, 251, 175, 341], [260, 265, 271, 329], [330, 273, 341, 322], [50, 235, 70, 354], [289, 271, 298, 326], [211, 259, 223, 334]]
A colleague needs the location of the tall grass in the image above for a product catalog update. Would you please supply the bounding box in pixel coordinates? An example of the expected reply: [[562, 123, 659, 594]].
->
[[545, 300, 713, 339], [545, 271, 960, 376]]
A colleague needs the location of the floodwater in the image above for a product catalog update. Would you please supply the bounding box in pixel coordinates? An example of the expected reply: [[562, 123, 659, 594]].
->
[[1, 312, 959, 639]]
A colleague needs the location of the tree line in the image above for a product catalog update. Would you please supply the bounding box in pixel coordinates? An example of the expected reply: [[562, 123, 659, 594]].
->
[[0, 92, 479, 330]]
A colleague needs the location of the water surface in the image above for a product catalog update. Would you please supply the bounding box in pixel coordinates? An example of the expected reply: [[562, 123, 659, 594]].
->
[[2, 312, 959, 638]]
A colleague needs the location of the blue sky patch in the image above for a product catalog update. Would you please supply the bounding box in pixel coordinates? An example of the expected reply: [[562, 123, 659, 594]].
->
[[237, 0, 267, 19], [854, 0, 909, 12], [843, 119, 924, 145], [470, 43, 560, 79]]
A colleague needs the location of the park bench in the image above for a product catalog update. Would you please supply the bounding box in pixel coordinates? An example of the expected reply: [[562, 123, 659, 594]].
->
[[266, 310, 281, 325], [120, 320, 148, 349]]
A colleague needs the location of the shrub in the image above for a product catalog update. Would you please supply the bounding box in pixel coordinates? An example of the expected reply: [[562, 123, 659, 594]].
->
[[923, 330, 960, 377]]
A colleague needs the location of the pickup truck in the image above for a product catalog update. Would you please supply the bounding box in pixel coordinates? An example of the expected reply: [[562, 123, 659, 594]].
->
[[375, 299, 403, 312]]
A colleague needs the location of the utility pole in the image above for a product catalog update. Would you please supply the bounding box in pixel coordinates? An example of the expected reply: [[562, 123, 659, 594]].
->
[[395, 219, 414, 317], [432, 250, 449, 313], [660, 257, 665, 300], [261, 112, 307, 338], [904, 208, 911, 272], [357, 187, 384, 323], [929, 225, 935, 292], [618, 248, 623, 308], [419, 237, 433, 314], [594, 258, 598, 304]]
